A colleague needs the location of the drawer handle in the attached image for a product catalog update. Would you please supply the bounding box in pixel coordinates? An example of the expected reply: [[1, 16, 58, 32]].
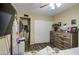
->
[[63, 35, 66, 37], [61, 38, 64, 40], [61, 42, 64, 45]]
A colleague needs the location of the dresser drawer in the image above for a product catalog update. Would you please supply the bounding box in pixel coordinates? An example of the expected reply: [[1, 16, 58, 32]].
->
[[54, 33, 61, 37], [63, 42, 71, 48], [56, 36, 71, 44], [51, 31, 78, 50], [54, 36, 60, 40], [63, 38, 71, 43], [54, 41, 65, 50], [63, 32, 72, 38], [54, 39, 71, 49]]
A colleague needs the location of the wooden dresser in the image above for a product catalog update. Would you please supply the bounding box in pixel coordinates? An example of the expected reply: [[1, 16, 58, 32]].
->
[[50, 31, 78, 50]]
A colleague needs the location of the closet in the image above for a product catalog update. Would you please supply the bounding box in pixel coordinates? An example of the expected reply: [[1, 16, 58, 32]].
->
[[19, 16, 31, 51]]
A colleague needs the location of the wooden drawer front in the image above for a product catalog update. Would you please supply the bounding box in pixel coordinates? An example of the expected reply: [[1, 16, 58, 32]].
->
[[63, 38, 71, 43], [50, 32, 54, 37], [63, 33, 72, 38], [54, 35, 71, 43], [55, 39, 71, 48], [50, 33, 54, 36], [63, 43, 71, 48], [50, 40, 53, 44], [50, 36, 54, 43], [54, 41, 64, 50], [54, 36, 60, 40], [55, 36, 71, 44], [50, 34, 54, 43], [54, 33, 60, 36], [54, 38, 62, 44], [54, 39, 71, 49], [50, 35, 54, 40]]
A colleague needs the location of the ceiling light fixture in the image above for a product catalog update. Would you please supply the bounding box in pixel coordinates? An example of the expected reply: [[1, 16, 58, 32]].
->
[[49, 3, 55, 9], [56, 3, 62, 8], [49, 3, 62, 10]]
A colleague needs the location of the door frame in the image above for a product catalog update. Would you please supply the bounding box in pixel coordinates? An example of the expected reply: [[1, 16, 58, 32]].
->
[[20, 17, 31, 51]]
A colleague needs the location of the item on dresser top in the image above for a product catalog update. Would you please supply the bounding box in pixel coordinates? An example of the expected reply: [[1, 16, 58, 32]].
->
[[52, 24, 59, 31], [67, 26, 78, 33], [67, 27, 71, 32], [71, 27, 78, 32], [59, 24, 68, 32]]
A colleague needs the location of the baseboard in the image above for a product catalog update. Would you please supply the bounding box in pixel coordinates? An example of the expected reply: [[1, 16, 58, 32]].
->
[[30, 42, 50, 45]]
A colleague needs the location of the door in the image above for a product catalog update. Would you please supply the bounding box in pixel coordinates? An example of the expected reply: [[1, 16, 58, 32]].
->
[[34, 20, 53, 43]]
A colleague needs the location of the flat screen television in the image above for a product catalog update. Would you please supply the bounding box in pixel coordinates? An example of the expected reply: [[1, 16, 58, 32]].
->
[[0, 3, 16, 36]]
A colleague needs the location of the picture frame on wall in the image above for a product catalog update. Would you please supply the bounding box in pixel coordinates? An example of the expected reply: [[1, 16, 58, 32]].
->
[[71, 19, 76, 25]]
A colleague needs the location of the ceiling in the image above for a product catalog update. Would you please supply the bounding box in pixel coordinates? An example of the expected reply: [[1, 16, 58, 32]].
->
[[13, 3, 78, 16]]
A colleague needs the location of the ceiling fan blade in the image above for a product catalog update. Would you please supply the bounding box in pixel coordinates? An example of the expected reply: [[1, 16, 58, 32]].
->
[[40, 4, 49, 8]]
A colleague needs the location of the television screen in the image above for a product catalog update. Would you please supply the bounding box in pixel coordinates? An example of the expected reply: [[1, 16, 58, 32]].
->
[[0, 3, 16, 36], [0, 11, 12, 36]]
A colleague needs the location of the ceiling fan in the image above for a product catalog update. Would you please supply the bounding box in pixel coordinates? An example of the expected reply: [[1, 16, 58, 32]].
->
[[40, 3, 49, 8], [40, 3, 62, 9]]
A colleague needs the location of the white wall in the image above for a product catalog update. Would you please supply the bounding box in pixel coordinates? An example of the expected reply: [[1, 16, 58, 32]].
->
[[34, 20, 52, 43], [53, 4, 79, 28]]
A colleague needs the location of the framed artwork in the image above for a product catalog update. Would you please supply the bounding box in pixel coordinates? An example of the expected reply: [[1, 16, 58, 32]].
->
[[71, 19, 76, 25]]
